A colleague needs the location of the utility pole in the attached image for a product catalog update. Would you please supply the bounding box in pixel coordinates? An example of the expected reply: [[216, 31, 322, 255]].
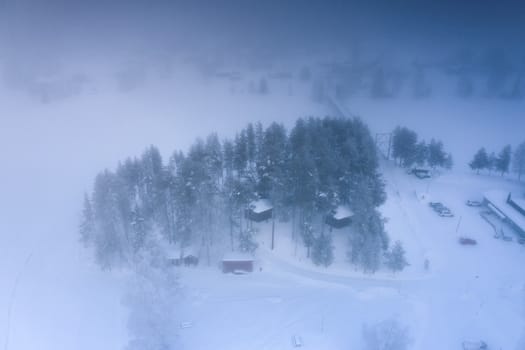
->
[[271, 210, 275, 250], [456, 216, 463, 233]]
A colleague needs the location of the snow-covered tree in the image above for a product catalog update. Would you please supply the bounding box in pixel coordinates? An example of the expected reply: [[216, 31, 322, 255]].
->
[[311, 233, 334, 267], [414, 141, 428, 166], [488, 151, 498, 174], [79, 193, 95, 246], [239, 227, 258, 253], [363, 319, 411, 350], [384, 241, 409, 273], [392, 127, 418, 167], [495, 144, 512, 176], [469, 148, 490, 174], [91, 170, 130, 269], [513, 141, 525, 180], [427, 139, 446, 168]]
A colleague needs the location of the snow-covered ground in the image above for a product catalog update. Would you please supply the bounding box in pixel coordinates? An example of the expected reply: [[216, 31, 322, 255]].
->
[[1, 62, 525, 349], [0, 71, 323, 350], [176, 163, 525, 350]]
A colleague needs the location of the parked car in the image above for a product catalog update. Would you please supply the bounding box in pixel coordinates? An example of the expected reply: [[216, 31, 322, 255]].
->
[[462, 340, 487, 350], [429, 202, 443, 208], [459, 237, 477, 245], [439, 211, 454, 217], [466, 200, 483, 207]]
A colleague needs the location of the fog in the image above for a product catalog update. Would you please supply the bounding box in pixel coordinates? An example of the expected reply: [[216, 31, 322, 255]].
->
[[1, 1, 524, 350]]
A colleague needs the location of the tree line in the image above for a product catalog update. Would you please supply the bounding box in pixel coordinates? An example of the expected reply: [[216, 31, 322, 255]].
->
[[80, 117, 399, 273], [469, 141, 525, 179], [391, 126, 453, 170]]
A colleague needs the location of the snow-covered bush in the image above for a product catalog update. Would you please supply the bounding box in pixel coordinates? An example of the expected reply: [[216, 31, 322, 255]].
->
[[384, 241, 409, 273], [362, 319, 411, 350], [239, 227, 258, 253], [311, 233, 334, 267]]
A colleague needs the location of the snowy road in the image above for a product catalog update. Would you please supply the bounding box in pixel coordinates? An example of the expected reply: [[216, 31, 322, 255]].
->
[[178, 163, 525, 350]]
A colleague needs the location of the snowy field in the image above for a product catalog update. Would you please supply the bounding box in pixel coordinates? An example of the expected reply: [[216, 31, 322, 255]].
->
[[0, 73, 324, 350], [1, 68, 525, 349], [175, 162, 525, 350]]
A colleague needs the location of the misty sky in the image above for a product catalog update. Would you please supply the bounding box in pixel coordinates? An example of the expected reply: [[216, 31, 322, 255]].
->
[[2, 0, 525, 61]]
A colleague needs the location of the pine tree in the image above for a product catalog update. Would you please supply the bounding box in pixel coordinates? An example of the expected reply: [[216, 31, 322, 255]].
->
[[384, 241, 409, 272], [469, 148, 489, 174], [414, 141, 428, 166], [513, 141, 525, 180], [233, 131, 248, 176], [392, 127, 418, 168], [130, 204, 149, 253], [239, 227, 258, 253], [488, 151, 497, 174], [245, 123, 256, 166], [427, 139, 446, 168], [300, 220, 315, 258], [496, 145, 512, 176], [92, 170, 129, 269], [311, 233, 334, 267], [79, 193, 95, 246]]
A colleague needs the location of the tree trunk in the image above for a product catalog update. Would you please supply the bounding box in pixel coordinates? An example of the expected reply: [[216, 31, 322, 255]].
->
[[229, 208, 234, 252]]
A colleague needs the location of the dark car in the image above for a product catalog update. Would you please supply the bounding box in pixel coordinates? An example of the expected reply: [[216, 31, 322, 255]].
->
[[459, 237, 477, 245]]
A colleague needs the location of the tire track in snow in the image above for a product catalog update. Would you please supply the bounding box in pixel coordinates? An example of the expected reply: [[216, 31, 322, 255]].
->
[[4, 252, 32, 350]]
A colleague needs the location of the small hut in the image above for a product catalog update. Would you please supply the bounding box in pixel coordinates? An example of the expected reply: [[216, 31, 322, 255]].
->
[[166, 247, 199, 267], [325, 205, 354, 229], [245, 199, 273, 222], [410, 167, 431, 179], [221, 253, 254, 273]]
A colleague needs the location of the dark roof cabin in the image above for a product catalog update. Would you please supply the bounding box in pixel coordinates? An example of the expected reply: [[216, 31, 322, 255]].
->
[[166, 248, 199, 267], [245, 199, 273, 222], [325, 205, 354, 229], [221, 253, 254, 273]]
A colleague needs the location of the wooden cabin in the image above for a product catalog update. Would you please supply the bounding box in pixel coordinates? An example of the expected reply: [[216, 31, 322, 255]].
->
[[325, 205, 354, 229], [221, 253, 254, 273], [245, 199, 273, 222]]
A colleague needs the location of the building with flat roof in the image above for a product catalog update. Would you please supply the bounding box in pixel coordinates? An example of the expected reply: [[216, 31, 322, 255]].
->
[[483, 191, 525, 238]]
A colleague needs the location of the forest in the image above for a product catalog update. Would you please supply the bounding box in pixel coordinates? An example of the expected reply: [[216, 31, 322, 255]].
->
[[79, 117, 396, 273]]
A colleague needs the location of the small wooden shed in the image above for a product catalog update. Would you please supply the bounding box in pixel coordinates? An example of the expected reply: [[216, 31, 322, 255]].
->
[[166, 247, 199, 267], [411, 167, 431, 179], [221, 253, 254, 273], [245, 199, 273, 222], [325, 205, 354, 229]]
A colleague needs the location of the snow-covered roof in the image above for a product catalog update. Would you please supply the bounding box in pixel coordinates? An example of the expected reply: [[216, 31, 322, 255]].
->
[[249, 199, 273, 214], [222, 252, 254, 262], [165, 246, 197, 259], [333, 205, 354, 220], [484, 190, 525, 231]]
